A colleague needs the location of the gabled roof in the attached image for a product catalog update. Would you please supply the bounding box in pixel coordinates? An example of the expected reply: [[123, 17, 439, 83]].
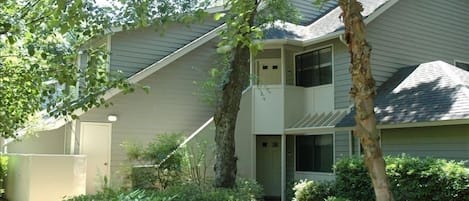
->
[[264, 0, 395, 42], [337, 61, 469, 129]]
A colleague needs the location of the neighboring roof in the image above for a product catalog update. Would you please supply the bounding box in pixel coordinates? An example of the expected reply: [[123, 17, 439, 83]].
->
[[337, 61, 469, 129], [264, 0, 393, 41], [285, 110, 348, 134]]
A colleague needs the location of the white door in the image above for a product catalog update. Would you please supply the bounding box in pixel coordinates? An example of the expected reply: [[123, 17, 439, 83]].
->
[[257, 59, 282, 85], [80, 122, 111, 194], [256, 136, 281, 197]]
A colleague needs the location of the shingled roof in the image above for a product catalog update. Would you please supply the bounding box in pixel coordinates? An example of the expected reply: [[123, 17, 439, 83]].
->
[[264, 0, 391, 41], [337, 60, 469, 128]]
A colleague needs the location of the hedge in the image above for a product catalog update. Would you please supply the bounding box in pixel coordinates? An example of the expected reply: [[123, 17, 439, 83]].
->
[[294, 155, 469, 201]]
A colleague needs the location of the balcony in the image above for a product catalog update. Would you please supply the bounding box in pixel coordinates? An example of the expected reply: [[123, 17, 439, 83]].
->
[[252, 84, 334, 134]]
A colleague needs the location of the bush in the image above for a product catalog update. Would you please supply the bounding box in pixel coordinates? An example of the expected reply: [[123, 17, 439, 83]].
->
[[0, 155, 7, 198], [292, 180, 335, 201], [122, 133, 184, 190], [334, 157, 373, 200], [386, 156, 469, 201], [324, 196, 350, 201], [333, 155, 469, 201], [64, 179, 263, 201]]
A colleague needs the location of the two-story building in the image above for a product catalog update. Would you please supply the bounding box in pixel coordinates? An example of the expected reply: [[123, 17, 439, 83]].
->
[[7, 0, 469, 201]]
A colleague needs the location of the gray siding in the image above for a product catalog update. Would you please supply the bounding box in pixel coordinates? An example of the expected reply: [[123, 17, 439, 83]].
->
[[110, 19, 221, 77], [257, 49, 281, 59], [334, 0, 469, 109], [381, 125, 469, 163], [334, 131, 350, 161], [291, 0, 338, 25], [80, 40, 218, 184]]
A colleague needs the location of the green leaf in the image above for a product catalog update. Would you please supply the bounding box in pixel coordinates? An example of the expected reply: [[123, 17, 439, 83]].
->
[[27, 45, 35, 56], [214, 13, 225, 21], [142, 86, 150, 94]]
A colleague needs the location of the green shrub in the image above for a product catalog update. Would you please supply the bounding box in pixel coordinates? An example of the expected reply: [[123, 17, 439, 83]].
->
[[334, 157, 373, 200], [0, 155, 7, 197], [324, 196, 350, 201], [122, 133, 184, 190], [159, 179, 262, 201], [292, 180, 335, 201], [64, 179, 262, 201], [333, 155, 469, 201], [386, 156, 469, 201]]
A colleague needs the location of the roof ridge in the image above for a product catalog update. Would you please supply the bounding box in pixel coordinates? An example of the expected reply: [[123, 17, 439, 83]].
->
[[439, 61, 469, 98]]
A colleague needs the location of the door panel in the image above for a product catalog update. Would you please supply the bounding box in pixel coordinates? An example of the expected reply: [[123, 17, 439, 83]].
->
[[257, 59, 281, 85], [80, 122, 111, 194], [256, 136, 281, 197]]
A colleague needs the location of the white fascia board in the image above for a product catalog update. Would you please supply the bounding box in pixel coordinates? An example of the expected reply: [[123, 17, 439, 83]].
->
[[285, 126, 336, 135], [302, 32, 342, 46], [333, 119, 469, 132], [377, 119, 469, 129], [262, 39, 303, 47], [364, 0, 399, 24]]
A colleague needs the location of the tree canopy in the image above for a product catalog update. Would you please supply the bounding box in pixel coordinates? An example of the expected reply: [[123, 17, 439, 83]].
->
[[0, 0, 133, 138]]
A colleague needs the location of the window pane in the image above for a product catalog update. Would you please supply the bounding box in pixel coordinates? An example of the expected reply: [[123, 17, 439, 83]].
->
[[319, 65, 332, 84], [295, 47, 332, 87], [319, 47, 332, 65], [296, 135, 333, 172]]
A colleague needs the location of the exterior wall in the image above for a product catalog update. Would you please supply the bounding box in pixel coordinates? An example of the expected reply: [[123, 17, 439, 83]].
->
[[183, 88, 253, 180], [334, 131, 350, 161], [110, 19, 221, 77], [334, 0, 469, 109], [284, 47, 297, 86], [367, 0, 469, 79], [381, 125, 469, 163], [184, 120, 216, 180], [79, 40, 217, 184], [7, 127, 66, 154], [234, 89, 254, 178], [6, 154, 86, 201]]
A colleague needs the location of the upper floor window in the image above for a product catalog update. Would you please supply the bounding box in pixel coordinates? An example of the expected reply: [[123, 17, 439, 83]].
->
[[295, 47, 332, 87], [455, 61, 469, 71]]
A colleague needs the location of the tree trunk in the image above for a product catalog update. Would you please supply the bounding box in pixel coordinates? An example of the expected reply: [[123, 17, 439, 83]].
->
[[339, 1, 394, 201], [212, 0, 258, 188], [213, 46, 250, 188]]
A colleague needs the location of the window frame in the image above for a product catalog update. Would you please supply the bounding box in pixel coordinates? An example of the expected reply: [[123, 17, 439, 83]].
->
[[294, 133, 336, 174], [293, 44, 334, 88]]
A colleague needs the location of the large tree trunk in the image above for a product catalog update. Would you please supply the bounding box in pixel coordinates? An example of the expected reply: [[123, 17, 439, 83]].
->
[[213, 46, 250, 188], [339, 1, 394, 201], [213, 0, 257, 188]]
